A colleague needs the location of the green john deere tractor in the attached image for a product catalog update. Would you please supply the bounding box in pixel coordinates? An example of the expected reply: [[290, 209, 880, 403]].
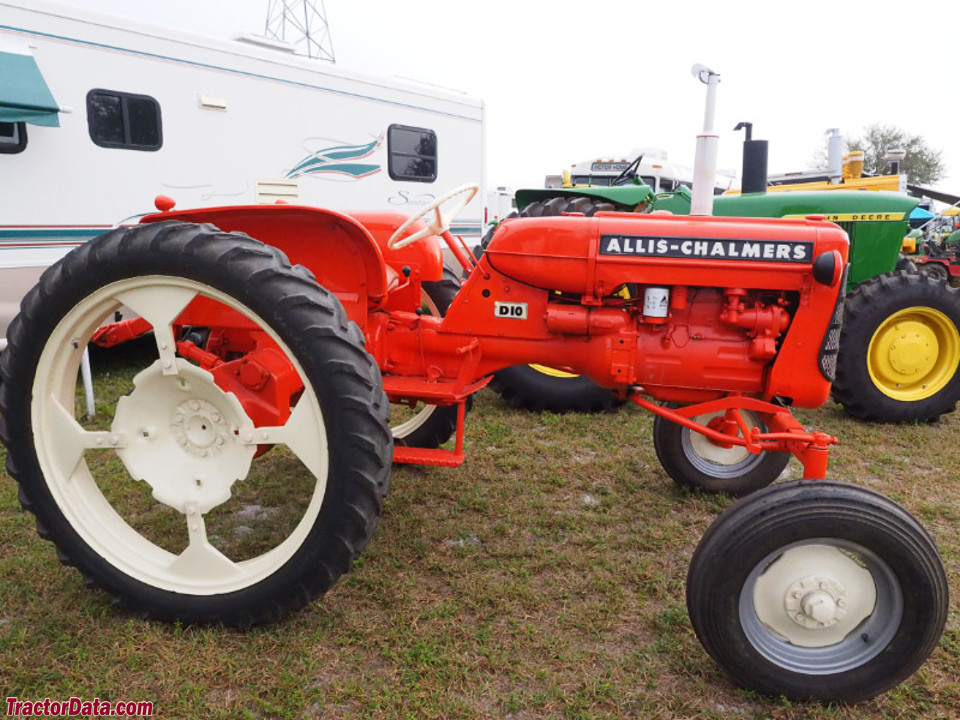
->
[[481, 182, 960, 423]]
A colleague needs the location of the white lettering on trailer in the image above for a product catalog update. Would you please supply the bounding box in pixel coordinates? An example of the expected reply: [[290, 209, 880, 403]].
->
[[495, 301, 528, 319]]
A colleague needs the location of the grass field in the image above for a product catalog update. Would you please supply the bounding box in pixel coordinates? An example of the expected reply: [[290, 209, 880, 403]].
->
[[1, 344, 958, 719]]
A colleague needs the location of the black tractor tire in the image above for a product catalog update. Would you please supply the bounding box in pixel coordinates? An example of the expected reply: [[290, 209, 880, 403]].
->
[[833, 270, 960, 422], [918, 261, 950, 283], [895, 255, 918, 274], [688, 481, 948, 702], [391, 265, 472, 448], [0, 221, 392, 626], [490, 366, 620, 413], [483, 196, 622, 413], [652, 410, 789, 496], [479, 194, 618, 251]]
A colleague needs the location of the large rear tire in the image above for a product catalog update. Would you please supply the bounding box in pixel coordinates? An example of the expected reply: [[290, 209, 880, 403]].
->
[[485, 196, 623, 413], [833, 271, 960, 422], [0, 221, 392, 626], [688, 481, 948, 702]]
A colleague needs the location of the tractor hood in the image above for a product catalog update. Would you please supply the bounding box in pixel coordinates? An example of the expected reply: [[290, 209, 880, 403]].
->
[[655, 188, 921, 220], [485, 212, 849, 297]]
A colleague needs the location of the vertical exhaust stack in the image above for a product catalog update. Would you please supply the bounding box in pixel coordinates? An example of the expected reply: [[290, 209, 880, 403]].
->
[[826, 128, 844, 184], [734, 121, 768, 195], [690, 64, 720, 216]]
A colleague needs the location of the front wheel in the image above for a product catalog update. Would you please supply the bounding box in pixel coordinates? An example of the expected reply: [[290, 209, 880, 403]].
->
[[687, 481, 948, 702], [652, 410, 789, 495], [0, 221, 392, 626]]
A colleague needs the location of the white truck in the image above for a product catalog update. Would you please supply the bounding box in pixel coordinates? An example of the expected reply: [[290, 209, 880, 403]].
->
[[0, 0, 485, 342], [547, 147, 735, 193]]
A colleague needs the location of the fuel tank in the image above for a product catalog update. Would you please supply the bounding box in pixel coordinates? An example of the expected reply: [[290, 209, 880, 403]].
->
[[484, 212, 849, 295]]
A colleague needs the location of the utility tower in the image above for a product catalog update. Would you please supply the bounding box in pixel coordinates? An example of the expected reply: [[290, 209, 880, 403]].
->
[[264, 0, 335, 63]]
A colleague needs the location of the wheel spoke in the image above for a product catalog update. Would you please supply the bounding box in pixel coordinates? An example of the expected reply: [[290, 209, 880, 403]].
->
[[45, 401, 126, 480], [431, 205, 445, 234], [166, 503, 243, 582], [115, 285, 198, 375], [242, 397, 327, 480]]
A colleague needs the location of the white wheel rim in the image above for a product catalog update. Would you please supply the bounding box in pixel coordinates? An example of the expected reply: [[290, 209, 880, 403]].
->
[[740, 539, 902, 674], [753, 545, 876, 647], [32, 276, 329, 595], [683, 410, 763, 476], [391, 404, 438, 439]]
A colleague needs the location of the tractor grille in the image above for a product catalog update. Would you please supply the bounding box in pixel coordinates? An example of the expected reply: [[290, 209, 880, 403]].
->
[[818, 266, 849, 381], [835, 221, 855, 237]]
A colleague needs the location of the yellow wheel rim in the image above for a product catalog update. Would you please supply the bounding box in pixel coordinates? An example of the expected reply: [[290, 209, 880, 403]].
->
[[528, 364, 579, 379], [867, 306, 960, 401]]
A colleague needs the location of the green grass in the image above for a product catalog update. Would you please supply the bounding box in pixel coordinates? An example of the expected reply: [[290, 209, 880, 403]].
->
[[1, 343, 959, 719]]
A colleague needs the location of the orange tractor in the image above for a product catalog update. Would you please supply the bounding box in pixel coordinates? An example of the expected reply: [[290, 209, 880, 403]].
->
[[0, 182, 948, 702]]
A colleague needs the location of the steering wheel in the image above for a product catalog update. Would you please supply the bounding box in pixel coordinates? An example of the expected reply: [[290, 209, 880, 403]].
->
[[387, 183, 479, 250], [612, 153, 643, 186]]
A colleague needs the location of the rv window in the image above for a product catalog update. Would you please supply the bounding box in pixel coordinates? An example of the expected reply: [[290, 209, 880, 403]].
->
[[0, 122, 26, 154], [387, 124, 437, 182], [87, 90, 162, 151]]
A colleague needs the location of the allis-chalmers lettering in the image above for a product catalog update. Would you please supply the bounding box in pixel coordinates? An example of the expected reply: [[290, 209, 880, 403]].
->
[[601, 235, 812, 263]]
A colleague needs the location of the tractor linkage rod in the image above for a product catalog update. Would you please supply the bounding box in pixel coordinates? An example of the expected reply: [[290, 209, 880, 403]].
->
[[629, 393, 837, 480]]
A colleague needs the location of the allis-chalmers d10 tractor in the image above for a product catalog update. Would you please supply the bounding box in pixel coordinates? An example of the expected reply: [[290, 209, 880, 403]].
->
[[0, 185, 948, 703]]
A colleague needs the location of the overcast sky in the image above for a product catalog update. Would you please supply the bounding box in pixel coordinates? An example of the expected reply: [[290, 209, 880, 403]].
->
[[69, 0, 959, 191]]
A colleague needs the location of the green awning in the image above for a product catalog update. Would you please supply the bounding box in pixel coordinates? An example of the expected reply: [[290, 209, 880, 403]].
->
[[0, 50, 60, 127]]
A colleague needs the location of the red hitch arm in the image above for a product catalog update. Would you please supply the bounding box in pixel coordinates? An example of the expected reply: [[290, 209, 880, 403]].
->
[[629, 394, 837, 480], [91, 317, 152, 348]]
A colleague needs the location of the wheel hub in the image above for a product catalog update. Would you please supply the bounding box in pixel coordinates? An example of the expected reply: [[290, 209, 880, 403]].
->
[[878, 321, 938, 381], [752, 544, 877, 648], [688, 411, 753, 465], [113, 360, 256, 514], [784, 576, 848, 629], [866, 306, 960, 401], [171, 399, 232, 457]]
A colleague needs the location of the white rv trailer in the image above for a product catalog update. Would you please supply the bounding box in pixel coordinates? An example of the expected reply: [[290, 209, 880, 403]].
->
[[0, 0, 485, 341]]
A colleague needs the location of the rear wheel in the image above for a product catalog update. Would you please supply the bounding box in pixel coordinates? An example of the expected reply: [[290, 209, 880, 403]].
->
[[653, 409, 789, 495], [0, 221, 392, 626], [918, 261, 950, 283], [391, 265, 471, 448], [833, 271, 960, 422], [688, 481, 948, 702], [484, 196, 624, 413]]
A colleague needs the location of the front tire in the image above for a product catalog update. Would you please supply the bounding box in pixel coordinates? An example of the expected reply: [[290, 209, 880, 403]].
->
[[0, 221, 392, 626], [833, 271, 960, 422], [653, 410, 789, 495], [687, 481, 948, 702]]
